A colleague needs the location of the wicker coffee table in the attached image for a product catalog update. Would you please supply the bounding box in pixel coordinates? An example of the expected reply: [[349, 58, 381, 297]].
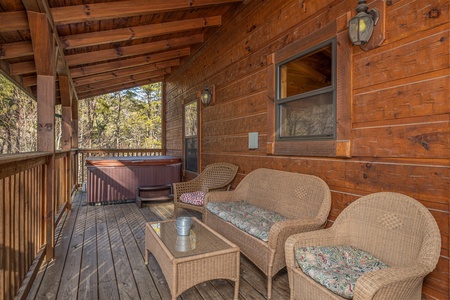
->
[[145, 217, 240, 300]]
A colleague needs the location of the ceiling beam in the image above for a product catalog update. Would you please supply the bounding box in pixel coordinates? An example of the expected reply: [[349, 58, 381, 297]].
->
[[20, 57, 180, 87], [70, 48, 190, 78], [76, 68, 171, 93], [73, 59, 180, 87], [77, 77, 164, 100], [11, 47, 189, 77], [65, 34, 203, 66], [0, 41, 34, 60], [61, 16, 220, 49], [50, 0, 243, 25], [0, 11, 29, 32]]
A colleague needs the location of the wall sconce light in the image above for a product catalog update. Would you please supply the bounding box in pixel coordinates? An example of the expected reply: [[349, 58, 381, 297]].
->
[[201, 85, 214, 106], [348, 0, 380, 46]]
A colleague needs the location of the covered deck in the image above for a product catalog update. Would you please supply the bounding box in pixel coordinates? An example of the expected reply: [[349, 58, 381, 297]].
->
[[0, 0, 449, 299], [28, 191, 289, 300]]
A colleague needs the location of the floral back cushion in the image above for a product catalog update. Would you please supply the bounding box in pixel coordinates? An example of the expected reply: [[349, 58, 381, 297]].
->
[[295, 245, 389, 299], [206, 201, 287, 242]]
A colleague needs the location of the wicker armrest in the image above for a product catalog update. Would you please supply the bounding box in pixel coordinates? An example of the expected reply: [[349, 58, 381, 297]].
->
[[268, 218, 326, 249], [173, 180, 202, 201], [203, 190, 244, 206], [354, 264, 431, 299]]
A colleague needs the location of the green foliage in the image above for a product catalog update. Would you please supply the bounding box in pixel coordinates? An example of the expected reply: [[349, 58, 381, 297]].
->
[[0, 75, 37, 153], [79, 82, 162, 149], [0, 74, 162, 153]]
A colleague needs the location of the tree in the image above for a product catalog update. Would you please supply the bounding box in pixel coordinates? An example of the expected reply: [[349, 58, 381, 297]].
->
[[78, 82, 162, 149], [0, 75, 37, 154]]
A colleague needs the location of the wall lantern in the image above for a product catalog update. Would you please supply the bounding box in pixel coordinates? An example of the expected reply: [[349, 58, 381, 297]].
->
[[201, 85, 214, 106], [348, 0, 380, 46]]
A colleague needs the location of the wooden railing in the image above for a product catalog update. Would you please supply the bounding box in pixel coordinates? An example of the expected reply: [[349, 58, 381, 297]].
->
[[77, 148, 165, 186], [0, 150, 77, 300], [1, 148, 161, 300]]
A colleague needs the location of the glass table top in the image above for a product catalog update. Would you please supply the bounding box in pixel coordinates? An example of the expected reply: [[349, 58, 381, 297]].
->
[[150, 218, 232, 259]]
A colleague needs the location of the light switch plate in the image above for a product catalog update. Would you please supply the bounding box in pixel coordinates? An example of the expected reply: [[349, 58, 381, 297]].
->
[[248, 132, 258, 149]]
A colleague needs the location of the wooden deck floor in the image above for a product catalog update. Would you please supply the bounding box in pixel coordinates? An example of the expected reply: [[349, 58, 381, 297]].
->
[[27, 192, 290, 300]]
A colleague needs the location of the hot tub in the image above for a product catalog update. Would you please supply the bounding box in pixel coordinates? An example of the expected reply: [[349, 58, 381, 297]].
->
[[86, 155, 181, 204]]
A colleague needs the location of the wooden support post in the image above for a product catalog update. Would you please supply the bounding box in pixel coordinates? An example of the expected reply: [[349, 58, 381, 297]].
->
[[71, 97, 79, 149], [37, 75, 56, 261], [28, 11, 56, 261], [60, 75, 73, 209]]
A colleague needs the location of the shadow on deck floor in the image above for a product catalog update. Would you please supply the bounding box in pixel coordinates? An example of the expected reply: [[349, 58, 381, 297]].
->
[[26, 191, 290, 300]]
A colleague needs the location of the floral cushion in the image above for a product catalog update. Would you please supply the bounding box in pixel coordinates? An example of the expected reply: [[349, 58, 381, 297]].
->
[[295, 245, 389, 299], [206, 201, 287, 242], [179, 191, 206, 206]]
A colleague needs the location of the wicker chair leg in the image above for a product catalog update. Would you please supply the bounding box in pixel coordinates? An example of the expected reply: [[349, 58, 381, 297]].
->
[[267, 276, 272, 299]]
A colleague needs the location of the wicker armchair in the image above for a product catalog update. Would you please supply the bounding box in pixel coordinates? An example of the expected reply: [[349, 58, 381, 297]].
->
[[285, 192, 442, 300], [173, 162, 238, 218]]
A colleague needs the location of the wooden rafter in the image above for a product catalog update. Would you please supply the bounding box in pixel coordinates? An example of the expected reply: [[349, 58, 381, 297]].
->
[[61, 16, 220, 49], [77, 77, 164, 100], [50, 0, 243, 25], [0, 11, 28, 32], [0, 41, 34, 60], [65, 34, 203, 66], [70, 48, 190, 78], [73, 59, 180, 87], [76, 68, 171, 93]]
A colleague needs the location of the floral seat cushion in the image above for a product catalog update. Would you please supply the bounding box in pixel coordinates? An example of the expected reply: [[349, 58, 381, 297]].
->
[[206, 201, 287, 242], [179, 191, 206, 206], [295, 245, 389, 299]]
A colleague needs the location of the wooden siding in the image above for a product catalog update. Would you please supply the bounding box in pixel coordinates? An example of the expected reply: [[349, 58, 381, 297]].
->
[[165, 0, 450, 299]]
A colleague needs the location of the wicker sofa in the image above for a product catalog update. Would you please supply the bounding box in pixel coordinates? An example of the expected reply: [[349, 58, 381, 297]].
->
[[203, 168, 331, 299], [285, 192, 441, 300]]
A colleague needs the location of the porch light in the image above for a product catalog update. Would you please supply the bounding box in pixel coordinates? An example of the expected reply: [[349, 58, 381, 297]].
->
[[201, 85, 214, 106], [348, 0, 380, 46]]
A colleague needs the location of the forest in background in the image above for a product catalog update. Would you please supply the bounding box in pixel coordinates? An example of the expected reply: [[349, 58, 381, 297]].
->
[[0, 74, 162, 154]]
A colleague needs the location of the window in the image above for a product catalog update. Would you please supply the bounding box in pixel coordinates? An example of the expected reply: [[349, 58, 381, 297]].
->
[[276, 39, 336, 140], [184, 101, 198, 173], [267, 22, 351, 158]]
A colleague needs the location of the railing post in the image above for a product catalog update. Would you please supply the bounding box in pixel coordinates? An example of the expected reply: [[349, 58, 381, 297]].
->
[[29, 10, 56, 261]]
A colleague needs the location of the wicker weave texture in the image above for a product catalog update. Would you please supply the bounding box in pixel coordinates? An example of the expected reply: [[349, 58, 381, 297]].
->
[[285, 192, 442, 300], [204, 168, 332, 299], [145, 218, 240, 300], [173, 162, 238, 218]]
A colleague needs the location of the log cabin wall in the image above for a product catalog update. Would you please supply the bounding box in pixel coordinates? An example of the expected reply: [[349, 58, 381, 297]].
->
[[165, 0, 449, 298]]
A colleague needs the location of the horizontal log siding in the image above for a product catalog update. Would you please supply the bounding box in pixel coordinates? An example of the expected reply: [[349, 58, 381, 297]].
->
[[165, 0, 449, 298]]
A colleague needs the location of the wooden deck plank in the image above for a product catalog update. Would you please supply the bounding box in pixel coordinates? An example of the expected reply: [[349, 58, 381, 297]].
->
[[31, 193, 82, 299], [96, 205, 120, 300], [56, 202, 87, 299], [123, 203, 173, 299], [104, 204, 140, 299], [78, 204, 98, 300], [26, 193, 72, 300], [112, 204, 162, 299], [28, 192, 290, 300], [195, 282, 226, 300]]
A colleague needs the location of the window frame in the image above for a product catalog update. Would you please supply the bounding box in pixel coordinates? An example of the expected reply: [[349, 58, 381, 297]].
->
[[266, 20, 352, 158], [275, 38, 337, 141], [183, 99, 199, 173]]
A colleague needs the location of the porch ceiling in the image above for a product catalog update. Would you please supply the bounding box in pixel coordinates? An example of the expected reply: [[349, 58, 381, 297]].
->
[[0, 0, 244, 102]]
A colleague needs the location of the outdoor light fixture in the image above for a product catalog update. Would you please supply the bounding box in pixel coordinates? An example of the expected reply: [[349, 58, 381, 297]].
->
[[201, 85, 214, 106], [348, 0, 380, 46]]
